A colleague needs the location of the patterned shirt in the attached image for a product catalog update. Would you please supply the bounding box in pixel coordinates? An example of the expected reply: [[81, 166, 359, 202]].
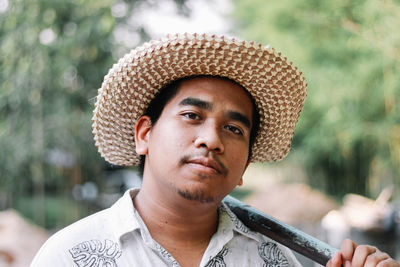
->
[[31, 189, 302, 267]]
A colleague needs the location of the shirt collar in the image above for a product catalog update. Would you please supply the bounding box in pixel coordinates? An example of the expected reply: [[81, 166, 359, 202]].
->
[[219, 201, 261, 242], [109, 189, 261, 246], [109, 188, 142, 244]]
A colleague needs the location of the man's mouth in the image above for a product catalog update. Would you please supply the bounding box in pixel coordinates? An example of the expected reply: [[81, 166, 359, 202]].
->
[[184, 156, 226, 175]]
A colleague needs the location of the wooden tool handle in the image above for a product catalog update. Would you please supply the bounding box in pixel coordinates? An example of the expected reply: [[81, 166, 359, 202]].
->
[[223, 195, 338, 266]]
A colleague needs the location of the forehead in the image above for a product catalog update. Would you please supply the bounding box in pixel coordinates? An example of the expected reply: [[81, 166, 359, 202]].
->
[[168, 77, 254, 114]]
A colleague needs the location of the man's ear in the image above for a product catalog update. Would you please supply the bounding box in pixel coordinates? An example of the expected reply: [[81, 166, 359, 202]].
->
[[237, 159, 251, 186], [135, 116, 152, 155]]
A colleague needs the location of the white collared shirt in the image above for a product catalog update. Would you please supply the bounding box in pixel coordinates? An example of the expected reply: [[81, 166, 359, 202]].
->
[[31, 189, 302, 266]]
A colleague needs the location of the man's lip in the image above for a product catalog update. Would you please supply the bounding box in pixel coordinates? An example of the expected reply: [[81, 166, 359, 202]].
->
[[186, 157, 223, 174]]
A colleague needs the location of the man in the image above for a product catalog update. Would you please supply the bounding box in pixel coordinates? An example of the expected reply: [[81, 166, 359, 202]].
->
[[31, 33, 398, 266]]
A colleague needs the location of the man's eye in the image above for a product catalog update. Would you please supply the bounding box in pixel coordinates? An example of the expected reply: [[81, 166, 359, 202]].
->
[[182, 112, 200, 120], [225, 125, 243, 135]]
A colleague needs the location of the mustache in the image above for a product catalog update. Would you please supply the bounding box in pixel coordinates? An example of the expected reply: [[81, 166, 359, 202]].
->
[[179, 153, 228, 176]]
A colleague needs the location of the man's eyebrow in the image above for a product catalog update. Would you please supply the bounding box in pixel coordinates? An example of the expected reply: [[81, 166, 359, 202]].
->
[[227, 110, 251, 129], [179, 97, 212, 110]]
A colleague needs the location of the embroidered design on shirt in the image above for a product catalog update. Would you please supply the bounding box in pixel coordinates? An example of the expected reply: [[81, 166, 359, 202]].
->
[[69, 239, 122, 267], [205, 247, 228, 267], [258, 242, 289, 267]]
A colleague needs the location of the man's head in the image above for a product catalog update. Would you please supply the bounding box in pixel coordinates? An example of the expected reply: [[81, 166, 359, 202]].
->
[[134, 76, 256, 203], [92, 33, 307, 168], [138, 75, 260, 175]]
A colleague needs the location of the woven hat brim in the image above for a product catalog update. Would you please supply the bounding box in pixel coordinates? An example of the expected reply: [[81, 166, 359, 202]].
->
[[92, 33, 307, 166]]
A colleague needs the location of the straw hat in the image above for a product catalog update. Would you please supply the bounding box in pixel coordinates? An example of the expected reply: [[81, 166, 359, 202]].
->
[[92, 33, 307, 166]]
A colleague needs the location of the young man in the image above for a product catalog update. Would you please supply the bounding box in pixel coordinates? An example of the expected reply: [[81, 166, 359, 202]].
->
[[31, 33, 398, 267]]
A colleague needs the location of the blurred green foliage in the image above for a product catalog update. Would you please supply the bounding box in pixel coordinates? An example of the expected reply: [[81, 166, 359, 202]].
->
[[0, 0, 186, 228], [233, 0, 400, 199], [1, 0, 400, 229]]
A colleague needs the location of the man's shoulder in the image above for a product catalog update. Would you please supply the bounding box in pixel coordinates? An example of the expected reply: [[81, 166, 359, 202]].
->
[[30, 205, 117, 266], [49, 206, 113, 241], [220, 202, 303, 266]]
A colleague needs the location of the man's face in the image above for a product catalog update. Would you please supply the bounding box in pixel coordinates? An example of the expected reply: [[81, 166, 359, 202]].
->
[[136, 77, 254, 204]]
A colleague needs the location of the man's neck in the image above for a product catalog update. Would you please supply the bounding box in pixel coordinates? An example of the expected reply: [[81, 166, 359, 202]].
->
[[132, 182, 220, 266], [133, 185, 219, 243]]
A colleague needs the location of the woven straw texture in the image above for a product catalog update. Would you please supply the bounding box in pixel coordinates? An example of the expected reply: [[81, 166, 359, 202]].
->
[[92, 33, 307, 166]]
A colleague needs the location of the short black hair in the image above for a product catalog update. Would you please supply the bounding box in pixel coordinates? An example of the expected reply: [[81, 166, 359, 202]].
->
[[138, 75, 260, 175]]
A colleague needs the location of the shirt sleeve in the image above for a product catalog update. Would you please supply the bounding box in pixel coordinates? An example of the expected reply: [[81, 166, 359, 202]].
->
[[30, 237, 72, 267]]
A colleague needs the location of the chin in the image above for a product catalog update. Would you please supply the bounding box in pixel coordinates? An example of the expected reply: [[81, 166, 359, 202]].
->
[[177, 188, 218, 204]]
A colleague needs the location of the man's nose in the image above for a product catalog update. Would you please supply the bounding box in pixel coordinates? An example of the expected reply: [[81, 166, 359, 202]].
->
[[194, 125, 224, 154]]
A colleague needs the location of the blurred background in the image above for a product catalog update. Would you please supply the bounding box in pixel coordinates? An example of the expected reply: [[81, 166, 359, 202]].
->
[[1, 0, 400, 266]]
